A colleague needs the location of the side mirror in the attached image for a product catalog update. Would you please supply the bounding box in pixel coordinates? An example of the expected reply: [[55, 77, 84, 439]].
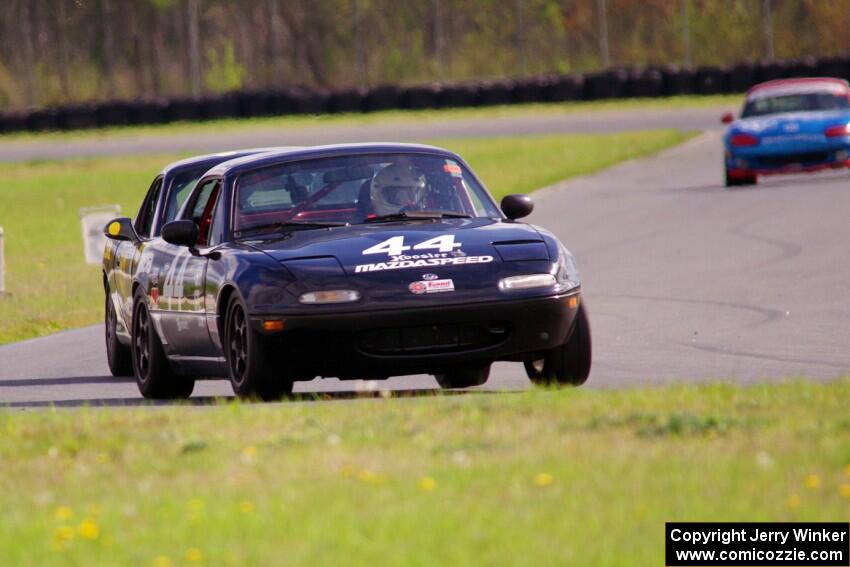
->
[[103, 217, 139, 242], [721, 112, 734, 124], [162, 220, 199, 247], [500, 194, 534, 220]]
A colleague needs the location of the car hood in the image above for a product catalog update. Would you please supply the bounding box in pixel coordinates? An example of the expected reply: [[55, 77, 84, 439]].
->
[[732, 110, 850, 136], [241, 218, 558, 308]]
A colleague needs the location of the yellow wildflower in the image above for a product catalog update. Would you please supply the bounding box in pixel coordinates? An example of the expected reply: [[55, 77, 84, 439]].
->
[[78, 519, 99, 540], [787, 494, 801, 509], [419, 476, 436, 491], [239, 500, 255, 514], [839, 484, 850, 499], [804, 474, 821, 490], [53, 525, 74, 544], [188, 498, 205, 513], [152, 556, 172, 567], [54, 506, 74, 521], [185, 548, 203, 562], [534, 473, 554, 487]]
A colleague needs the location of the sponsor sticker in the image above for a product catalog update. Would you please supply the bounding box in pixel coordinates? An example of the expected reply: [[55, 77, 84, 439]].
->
[[409, 278, 454, 294]]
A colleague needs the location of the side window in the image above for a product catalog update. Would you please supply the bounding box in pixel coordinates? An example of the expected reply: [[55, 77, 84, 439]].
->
[[188, 179, 219, 224], [135, 177, 163, 238], [189, 179, 221, 247]]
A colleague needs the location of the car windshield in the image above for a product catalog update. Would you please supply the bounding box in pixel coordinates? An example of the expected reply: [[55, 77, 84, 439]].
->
[[742, 92, 850, 117], [163, 165, 210, 224], [233, 153, 501, 232]]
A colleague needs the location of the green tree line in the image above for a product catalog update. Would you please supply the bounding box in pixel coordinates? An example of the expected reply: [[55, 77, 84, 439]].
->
[[1, 0, 848, 110]]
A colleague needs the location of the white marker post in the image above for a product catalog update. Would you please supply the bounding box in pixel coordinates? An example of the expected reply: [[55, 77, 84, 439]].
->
[[79, 206, 121, 265], [0, 226, 5, 296]]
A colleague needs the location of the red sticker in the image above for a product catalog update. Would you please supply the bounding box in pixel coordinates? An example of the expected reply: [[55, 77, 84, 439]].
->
[[443, 164, 462, 175], [150, 287, 159, 303]]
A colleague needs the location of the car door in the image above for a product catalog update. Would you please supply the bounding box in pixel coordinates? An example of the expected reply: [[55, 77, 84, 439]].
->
[[113, 175, 163, 327], [157, 178, 221, 358]]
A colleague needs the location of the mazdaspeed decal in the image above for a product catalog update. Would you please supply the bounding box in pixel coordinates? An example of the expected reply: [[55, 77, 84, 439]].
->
[[355, 255, 493, 273]]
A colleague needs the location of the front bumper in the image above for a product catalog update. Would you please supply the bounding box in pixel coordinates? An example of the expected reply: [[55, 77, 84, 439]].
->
[[250, 291, 581, 378]]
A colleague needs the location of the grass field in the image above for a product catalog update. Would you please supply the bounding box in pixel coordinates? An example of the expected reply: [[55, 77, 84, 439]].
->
[[0, 380, 848, 565], [0, 94, 737, 143], [0, 129, 693, 345]]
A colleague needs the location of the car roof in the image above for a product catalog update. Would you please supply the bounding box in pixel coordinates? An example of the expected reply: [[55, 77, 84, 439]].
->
[[746, 78, 850, 101], [159, 147, 301, 177], [204, 143, 464, 178]]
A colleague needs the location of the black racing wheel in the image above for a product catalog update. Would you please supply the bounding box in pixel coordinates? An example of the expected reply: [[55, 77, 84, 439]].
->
[[224, 295, 292, 401], [131, 288, 194, 399], [525, 302, 592, 386], [105, 292, 132, 377]]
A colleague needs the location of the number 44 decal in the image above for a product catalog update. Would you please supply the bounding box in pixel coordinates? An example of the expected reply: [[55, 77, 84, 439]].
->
[[362, 235, 462, 256]]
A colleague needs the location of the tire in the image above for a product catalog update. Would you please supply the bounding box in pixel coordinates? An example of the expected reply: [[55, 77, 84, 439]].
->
[[224, 295, 292, 401], [131, 289, 195, 399], [434, 364, 491, 389], [725, 167, 756, 187], [525, 302, 592, 386], [105, 293, 132, 377]]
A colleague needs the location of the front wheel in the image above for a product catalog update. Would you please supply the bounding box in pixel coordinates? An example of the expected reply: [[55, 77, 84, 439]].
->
[[131, 289, 194, 399], [434, 364, 491, 389], [105, 293, 132, 377], [525, 302, 592, 386], [224, 296, 292, 401]]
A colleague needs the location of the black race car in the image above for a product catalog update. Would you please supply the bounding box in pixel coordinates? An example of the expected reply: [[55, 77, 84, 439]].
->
[[103, 143, 591, 400]]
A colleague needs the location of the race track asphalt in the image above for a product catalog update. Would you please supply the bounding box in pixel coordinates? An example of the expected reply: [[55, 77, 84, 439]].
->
[[0, 105, 728, 162], [2, 126, 849, 406]]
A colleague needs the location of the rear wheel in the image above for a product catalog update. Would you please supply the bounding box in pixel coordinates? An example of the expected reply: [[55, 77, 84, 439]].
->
[[725, 167, 756, 187], [105, 293, 132, 377], [131, 289, 195, 399], [434, 364, 491, 389], [525, 302, 592, 386], [225, 296, 292, 401]]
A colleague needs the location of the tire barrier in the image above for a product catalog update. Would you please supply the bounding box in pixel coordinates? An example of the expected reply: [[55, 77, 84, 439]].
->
[[363, 85, 401, 112], [694, 66, 727, 95], [625, 68, 663, 98], [660, 65, 695, 96], [327, 88, 366, 113], [546, 74, 584, 102], [401, 84, 440, 110], [436, 83, 479, 108], [202, 93, 241, 120], [727, 62, 758, 93], [476, 80, 514, 106], [5, 55, 850, 133], [583, 70, 627, 99], [129, 99, 170, 125]]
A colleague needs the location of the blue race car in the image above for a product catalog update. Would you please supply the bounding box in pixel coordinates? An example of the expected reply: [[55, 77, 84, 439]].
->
[[102, 144, 590, 400], [722, 77, 850, 186]]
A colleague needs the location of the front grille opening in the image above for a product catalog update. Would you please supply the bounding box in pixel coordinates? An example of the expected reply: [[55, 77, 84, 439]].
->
[[359, 322, 511, 355]]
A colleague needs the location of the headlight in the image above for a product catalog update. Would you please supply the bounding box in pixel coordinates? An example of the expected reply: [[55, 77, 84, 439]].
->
[[498, 274, 556, 291], [555, 244, 581, 292], [298, 290, 361, 304]]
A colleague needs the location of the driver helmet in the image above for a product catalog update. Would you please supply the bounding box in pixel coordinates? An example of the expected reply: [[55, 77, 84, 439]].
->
[[370, 163, 426, 216]]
